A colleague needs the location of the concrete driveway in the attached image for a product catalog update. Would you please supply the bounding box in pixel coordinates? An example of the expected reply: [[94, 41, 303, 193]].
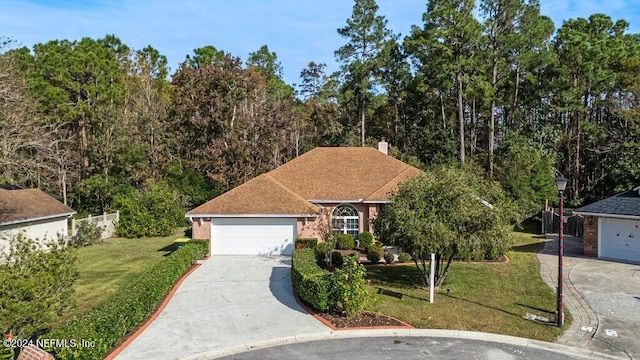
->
[[538, 236, 640, 359], [115, 255, 330, 360]]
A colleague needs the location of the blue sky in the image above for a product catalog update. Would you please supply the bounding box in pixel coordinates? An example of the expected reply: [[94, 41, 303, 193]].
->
[[2, 0, 639, 86]]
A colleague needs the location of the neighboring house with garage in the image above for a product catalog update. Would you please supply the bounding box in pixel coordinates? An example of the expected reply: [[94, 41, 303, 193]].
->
[[574, 186, 640, 263], [0, 187, 76, 254], [186, 142, 421, 256]]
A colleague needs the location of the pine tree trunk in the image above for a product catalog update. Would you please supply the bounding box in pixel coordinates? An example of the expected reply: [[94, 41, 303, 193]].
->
[[457, 71, 465, 164], [361, 101, 366, 147], [488, 56, 498, 178]]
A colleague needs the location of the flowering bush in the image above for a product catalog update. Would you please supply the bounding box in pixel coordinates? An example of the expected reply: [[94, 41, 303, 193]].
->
[[331, 254, 367, 317]]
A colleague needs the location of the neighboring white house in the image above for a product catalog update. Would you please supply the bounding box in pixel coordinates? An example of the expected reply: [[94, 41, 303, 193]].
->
[[0, 188, 76, 254], [575, 186, 640, 263]]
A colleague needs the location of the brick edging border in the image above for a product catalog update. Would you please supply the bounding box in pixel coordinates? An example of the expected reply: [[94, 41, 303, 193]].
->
[[103, 257, 207, 360], [293, 292, 414, 331]]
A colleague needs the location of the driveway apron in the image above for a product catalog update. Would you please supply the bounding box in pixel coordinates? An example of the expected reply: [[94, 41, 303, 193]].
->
[[115, 255, 330, 360], [538, 236, 640, 359]]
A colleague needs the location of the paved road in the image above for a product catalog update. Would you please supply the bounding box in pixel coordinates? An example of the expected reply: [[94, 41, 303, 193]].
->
[[115, 255, 329, 360], [538, 235, 640, 359], [215, 336, 595, 360]]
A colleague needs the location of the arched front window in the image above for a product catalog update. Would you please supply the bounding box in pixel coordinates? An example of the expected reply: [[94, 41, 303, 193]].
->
[[332, 204, 359, 237]]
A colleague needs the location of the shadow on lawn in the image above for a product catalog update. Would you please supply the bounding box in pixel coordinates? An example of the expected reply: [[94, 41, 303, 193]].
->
[[376, 287, 430, 302], [516, 303, 555, 316], [157, 244, 178, 257], [442, 293, 522, 318], [366, 264, 425, 289], [510, 242, 545, 254]]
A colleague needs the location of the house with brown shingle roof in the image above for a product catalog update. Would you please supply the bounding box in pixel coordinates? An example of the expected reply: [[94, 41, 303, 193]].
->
[[186, 142, 422, 255], [0, 188, 76, 254]]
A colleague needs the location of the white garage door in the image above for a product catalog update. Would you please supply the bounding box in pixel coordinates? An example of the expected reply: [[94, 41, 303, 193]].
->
[[600, 217, 640, 262], [211, 217, 297, 255]]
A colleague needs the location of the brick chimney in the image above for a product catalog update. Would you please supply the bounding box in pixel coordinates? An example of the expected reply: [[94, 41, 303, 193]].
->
[[377, 138, 388, 155]]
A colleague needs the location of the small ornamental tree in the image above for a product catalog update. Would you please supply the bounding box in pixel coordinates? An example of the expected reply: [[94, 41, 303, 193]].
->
[[373, 165, 513, 289], [0, 234, 78, 340]]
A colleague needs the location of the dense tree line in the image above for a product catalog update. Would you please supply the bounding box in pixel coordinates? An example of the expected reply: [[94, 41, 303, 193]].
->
[[1, 0, 639, 222]]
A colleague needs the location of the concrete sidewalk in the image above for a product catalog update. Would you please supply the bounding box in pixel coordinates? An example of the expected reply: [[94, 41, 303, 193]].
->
[[538, 235, 640, 359], [114, 255, 330, 360]]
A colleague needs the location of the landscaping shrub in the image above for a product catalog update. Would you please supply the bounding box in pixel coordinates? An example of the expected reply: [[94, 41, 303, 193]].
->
[[70, 220, 104, 247], [42, 240, 208, 359], [112, 180, 187, 238], [331, 251, 344, 268], [366, 244, 383, 263], [0, 337, 13, 360], [335, 234, 355, 250], [384, 252, 395, 264], [330, 254, 367, 317], [291, 248, 331, 312], [357, 231, 373, 250], [295, 238, 318, 249], [314, 240, 334, 264], [398, 253, 412, 263], [0, 234, 78, 342]]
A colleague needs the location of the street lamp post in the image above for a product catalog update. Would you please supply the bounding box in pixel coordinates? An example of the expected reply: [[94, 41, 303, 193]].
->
[[555, 175, 568, 328]]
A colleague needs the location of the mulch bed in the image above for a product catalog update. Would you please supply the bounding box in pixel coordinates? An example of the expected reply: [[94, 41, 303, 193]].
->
[[316, 311, 409, 329], [295, 294, 411, 329]]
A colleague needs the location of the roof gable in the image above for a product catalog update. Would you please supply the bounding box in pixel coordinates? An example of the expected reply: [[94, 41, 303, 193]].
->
[[0, 189, 76, 225], [187, 174, 321, 216], [576, 188, 640, 218]]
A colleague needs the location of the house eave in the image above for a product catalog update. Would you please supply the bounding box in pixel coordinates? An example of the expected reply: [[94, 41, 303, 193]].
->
[[0, 211, 77, 227], [573, 211, 640, 221], [186, 213, 320, 219], [307, 199, 388, 204]]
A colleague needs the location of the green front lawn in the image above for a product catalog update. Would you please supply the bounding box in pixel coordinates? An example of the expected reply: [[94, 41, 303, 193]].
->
[[365, 224, 569, 342], [55, 230, 184, 326]]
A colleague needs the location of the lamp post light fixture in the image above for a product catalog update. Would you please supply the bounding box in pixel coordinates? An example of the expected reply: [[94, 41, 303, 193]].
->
[[555, 174, 568, 327]]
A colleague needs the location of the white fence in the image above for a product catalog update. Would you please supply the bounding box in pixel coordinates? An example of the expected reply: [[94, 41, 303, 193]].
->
[[70, 211, 119, 239]]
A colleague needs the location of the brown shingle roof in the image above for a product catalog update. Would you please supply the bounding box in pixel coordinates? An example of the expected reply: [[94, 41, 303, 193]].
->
[[187, 174, 321, 215], [188, 147, 422, 215], [366, 166, 423, 201], [269, 147, 420, 201], [0, 189, 76, 225]]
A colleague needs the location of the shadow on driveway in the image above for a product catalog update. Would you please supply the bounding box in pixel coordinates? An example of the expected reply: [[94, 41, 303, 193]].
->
[[269, 265, 308, 314]]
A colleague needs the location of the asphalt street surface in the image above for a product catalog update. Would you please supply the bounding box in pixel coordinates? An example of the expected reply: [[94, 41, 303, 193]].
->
[[217, 337, 591, 360]]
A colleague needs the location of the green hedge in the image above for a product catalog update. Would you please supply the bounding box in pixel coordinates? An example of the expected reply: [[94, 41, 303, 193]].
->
[[295, 238, 318, 249], [291, 248, 331, 311], [41, 240, 208, 359], [367, 244, 383, 263], [357, 232, 373, 250], [335, 234, 355, 250], [398, 253, 412, 263]]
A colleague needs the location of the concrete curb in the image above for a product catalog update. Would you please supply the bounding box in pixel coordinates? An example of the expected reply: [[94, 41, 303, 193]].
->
[[179, 329, 626, 360]]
